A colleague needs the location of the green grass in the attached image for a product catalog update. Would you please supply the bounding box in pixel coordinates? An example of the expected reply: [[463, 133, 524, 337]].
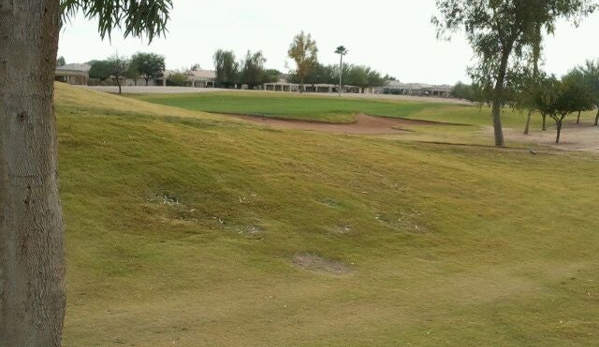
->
[[57, 84, 599, 346], [130, 91, 566, 129]]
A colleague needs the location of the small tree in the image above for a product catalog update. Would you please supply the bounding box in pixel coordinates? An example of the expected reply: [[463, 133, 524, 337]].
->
[[107, 54, 130, 94], [167, 71, 188, 86], [213, 49, 239, 88], [89, 60, 112, 81], [345, 65, 385, 93], [534, 76, 559, 135], [56, 56, 66, 67], [125, 60, 141, 86], [575, 59, 599, 126], [263, 69, 282, 84], [240, 50, 267, 89], [535, 74, 594, 143], [288, 31, 318, 93], [290, 63, 336, 86], [131, 52, 166, 86]]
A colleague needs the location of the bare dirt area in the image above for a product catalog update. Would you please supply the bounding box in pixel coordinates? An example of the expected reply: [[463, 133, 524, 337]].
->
[[491, 122, 599, 153], [291, 254, 353, 275], [230, 113, 443, 134]]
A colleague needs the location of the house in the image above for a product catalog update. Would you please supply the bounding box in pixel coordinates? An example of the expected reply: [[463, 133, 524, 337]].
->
[[159, 69, 216, 88], [186, 69, 216, 88], [55, 63, 91, 85], [381, 82, 452, 97]]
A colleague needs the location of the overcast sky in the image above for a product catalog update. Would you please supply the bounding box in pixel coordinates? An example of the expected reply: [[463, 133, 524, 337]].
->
[[58, 0, 599, 85]]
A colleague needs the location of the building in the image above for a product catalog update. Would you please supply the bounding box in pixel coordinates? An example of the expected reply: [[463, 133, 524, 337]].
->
[[55, 63, 91, 85], [264, 82, 361, 94], [160, 69, 216, 88], [382, 82, 452, 97]]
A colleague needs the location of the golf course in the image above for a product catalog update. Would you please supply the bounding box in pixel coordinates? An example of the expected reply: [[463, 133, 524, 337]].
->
[[57, 84, 599, 346]]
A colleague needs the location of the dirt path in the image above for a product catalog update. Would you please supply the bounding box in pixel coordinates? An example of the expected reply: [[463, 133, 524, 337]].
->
[[229, 113, 442, 134]]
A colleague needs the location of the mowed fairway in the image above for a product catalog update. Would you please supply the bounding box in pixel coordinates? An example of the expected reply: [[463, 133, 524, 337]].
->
[[131, 91, 527, 126], [58, 84, 599, 346]]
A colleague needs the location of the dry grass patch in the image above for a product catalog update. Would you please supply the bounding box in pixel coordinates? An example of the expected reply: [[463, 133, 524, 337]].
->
[[291, 254, 353, 275]]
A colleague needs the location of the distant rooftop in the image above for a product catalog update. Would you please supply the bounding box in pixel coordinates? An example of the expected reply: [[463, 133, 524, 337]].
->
[[56, 63, 91, 73]]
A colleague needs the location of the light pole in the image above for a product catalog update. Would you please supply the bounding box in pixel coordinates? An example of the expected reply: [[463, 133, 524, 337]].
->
[[335, 46, 348, 97]]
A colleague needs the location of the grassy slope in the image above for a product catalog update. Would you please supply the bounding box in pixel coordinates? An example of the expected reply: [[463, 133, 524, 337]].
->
[[57, 84, 599, 346]]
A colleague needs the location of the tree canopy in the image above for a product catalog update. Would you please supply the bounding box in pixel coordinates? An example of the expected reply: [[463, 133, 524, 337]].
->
[[213, 49, 239, 88], [574, 59, 599, 125], [61, 0, 173, 42], [433, 0, 596, 146], [130, 52, 165, 85], [288, 31, 318, 92], [241, 50, 267, 89]]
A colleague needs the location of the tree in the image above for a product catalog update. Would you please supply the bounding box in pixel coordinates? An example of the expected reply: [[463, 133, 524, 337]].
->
[[288, 31, 318, 93], [263, 69, 282, 84], [240, 50, 267, 89], [290, 63, 335, 86], [213, 49, 239, 88], [125, 59, 141, 86], [0, 1, 171, 346], [56, 56, 66, 67], [166, 71, 188, 86], [534, 74, 594, 143], [451, 82, 474, 101], [89, 60, 113, 81], [131, 52, 166, 86], [534, 76, 560, 135], [107, 54, 131, 94], [345, 65, 385, 93], [335, 46, 348, 96], [433, 0, 596, 147], [575, 59, 599, 125], [383, 74, 398, 82]]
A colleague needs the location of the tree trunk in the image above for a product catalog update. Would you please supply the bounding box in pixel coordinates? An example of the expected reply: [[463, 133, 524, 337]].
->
[[116, 78, 122, 94], [595, 108, 599, 126], [542, 114, 547, 131], [524, 23, 541, 136], [556, 121, 562, 144], [577, 111, 581, 124], [491, 47, 512, 147], [300, 78, 304, 93], [145, 78, 149, 86], [0, 1, 66, 346], [524, 109, 533, 135]]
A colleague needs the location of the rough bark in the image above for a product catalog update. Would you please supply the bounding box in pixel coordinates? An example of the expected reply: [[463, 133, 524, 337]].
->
[[0, 1, 66, 346], [491, 48, 511, 147]]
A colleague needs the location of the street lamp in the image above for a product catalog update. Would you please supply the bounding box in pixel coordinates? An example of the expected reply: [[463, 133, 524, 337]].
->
[[335, 46, 348, 97]]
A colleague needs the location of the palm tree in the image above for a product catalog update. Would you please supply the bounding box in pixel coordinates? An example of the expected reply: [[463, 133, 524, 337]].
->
[[335, 45, 348, 96]]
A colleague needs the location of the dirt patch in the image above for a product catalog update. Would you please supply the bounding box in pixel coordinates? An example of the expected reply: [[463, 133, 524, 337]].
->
[[227, 113, 450, 135], [486, 122, 599, 154], [291, 254, 353, 275]]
